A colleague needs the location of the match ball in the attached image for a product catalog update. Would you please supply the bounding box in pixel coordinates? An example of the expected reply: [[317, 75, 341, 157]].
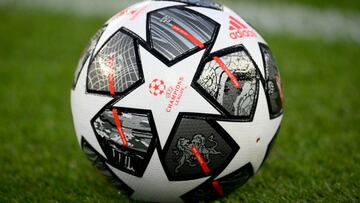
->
[[71, 0, 284, 202]]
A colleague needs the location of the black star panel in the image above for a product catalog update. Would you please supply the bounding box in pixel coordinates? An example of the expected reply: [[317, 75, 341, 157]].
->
[[87, 30, 144, 96], [161, 116, 239, 181], [192, 45, 261, 121], [91, 107, 158, 177], [259, 43, 284, 119], [148, 6, 219, 65]]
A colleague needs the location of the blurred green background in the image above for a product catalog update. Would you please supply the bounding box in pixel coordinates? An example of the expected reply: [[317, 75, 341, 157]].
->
[[0, 0, 359, 202]]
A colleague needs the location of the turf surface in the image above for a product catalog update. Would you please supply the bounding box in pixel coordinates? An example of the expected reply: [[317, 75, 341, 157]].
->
[[0, 5, 359, 203]]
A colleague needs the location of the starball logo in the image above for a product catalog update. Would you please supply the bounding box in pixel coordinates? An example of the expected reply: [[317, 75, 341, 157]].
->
[[229, 15, 257, 39], [149, 79, 166, 96]]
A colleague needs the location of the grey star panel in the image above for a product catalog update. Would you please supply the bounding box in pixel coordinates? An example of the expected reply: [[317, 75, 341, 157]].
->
[[92, 108, 157, 177], [162, 118, 239, 181], [152, 0, 223, 10], [196, 50, 259, 118], [260, 43, 284, 118], [149, 7, 217, 62], [181, 163, 254, 202], [94, 109, 152, 153], [73, 26, 106, 88], [87, 30, 141, 95]]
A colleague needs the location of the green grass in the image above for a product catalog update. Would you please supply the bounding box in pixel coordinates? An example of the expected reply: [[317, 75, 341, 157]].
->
[[0, 6, 359, 203]]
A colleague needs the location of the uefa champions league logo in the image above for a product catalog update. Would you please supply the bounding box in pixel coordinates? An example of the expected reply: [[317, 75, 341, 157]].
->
[[148, 77, 188, 112]]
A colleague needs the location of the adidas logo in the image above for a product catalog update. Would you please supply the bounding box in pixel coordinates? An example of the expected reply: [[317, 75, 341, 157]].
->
[[229, 16, 257, 39]]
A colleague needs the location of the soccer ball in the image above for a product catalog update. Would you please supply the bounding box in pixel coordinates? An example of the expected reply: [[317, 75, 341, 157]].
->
[[71, 0, 284, 202]]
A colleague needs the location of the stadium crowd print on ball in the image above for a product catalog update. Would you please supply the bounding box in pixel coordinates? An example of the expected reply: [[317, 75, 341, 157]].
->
[[71, 0, 284, 202]]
